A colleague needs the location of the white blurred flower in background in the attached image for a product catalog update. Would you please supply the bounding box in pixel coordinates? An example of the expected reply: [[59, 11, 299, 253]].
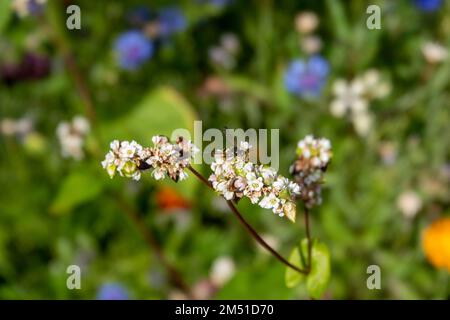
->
[[295, 11, 319, 34], [0, 117, 33, 138], [422, 42, 448, 64], [330, 78, 368, 118], [56, 115, 90, 160], [209, 33, 240, 70], [330, 70, 390, 137], [396, 190, 422, 219], [209, 256, 236, 287], [300, 35, 323, 55]]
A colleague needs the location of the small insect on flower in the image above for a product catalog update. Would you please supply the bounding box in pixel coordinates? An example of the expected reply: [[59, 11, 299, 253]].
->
[[101, 136, 199, 182], [422, 217, 450, 273], [209, 142, 301, 222], [284, 55, 329, 98], [290, 135, 332, 209], [114, 30, 154, 70]]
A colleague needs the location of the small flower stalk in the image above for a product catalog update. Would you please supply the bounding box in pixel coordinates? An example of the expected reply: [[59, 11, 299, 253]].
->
[[209, 142, 301, 222], [101, 135, 199, 182], [290, 135, 332, 209]]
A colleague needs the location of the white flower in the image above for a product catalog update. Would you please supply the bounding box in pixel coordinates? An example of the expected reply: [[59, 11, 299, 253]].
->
[[397, 191, 422, 219], [152, 168, 166, 180], [57, 116, 90, 160], [240, 141, 251, 150], [119, 141, 137, 159], [233, 176, 247, 190], [260, 166, 277, 183], [295, 11, 319, 34], [220, 33, 240, 55], [361, 69, 391, 99], [1, 117, 34, 137], [330, 78, 368, 118], [296, 135, 332, 169], [102, 136, 196, 182], [247, 176, 263, 192], [210, 256, 236, 287], [422, 42, 448, 64], [259, 193, 280, 210], [330, 71, 389, 137], [301, 35, 322, 55], [110, 140, 120, 152], [72, 116, 90, 134], [223, 190, 234, 200], [209, 143, 300, 222], [273, 177, 288, 191], [288, 181, 301, 195], [291, 135, 332, 209]]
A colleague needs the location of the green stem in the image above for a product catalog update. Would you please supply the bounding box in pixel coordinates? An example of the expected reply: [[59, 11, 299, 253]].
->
[[304, 205, 312, 271]]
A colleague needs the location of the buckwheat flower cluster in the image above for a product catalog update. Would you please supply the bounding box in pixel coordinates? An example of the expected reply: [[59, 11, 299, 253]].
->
[[209, 142, 301, 222], [101, 140, 144, 181], [290, 135, 332, 209], [145, 136, 199, 181], [101, 136, 199, 182], [56, 116, 90, 160]]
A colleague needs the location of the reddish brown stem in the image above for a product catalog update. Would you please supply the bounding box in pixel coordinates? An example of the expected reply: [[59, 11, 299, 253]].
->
[[188, 166, 309, 275]]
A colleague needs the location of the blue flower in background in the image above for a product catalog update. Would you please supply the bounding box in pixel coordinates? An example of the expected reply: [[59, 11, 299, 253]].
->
[[284, 55, 330, 98], [127, 6, 152, 26], [414, 0, 442, 12], [96, 283, 129, 300], [114, 30, 153, 70], [158, 7, 187, 37], [198, 0, 233, 7]]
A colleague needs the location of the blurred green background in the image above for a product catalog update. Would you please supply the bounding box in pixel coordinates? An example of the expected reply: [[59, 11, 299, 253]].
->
[[0, 0, 449, 299]]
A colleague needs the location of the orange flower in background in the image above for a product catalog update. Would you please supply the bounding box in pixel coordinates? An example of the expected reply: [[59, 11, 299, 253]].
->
[[422, 217, 450, 272], [156, 186, 191, 212]]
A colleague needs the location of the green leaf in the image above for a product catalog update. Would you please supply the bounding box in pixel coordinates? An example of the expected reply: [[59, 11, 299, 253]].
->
[[0, 0, 12, 33], [50, 168, 104, 214], [272, 63, 293, 112], [102, 86, 197, 143], [223, 75, 272, 104], [325, 0, 350, 41], [307, 240, 331, 299], [285, 240, 307, 288], [285, 239, 331, 299]]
